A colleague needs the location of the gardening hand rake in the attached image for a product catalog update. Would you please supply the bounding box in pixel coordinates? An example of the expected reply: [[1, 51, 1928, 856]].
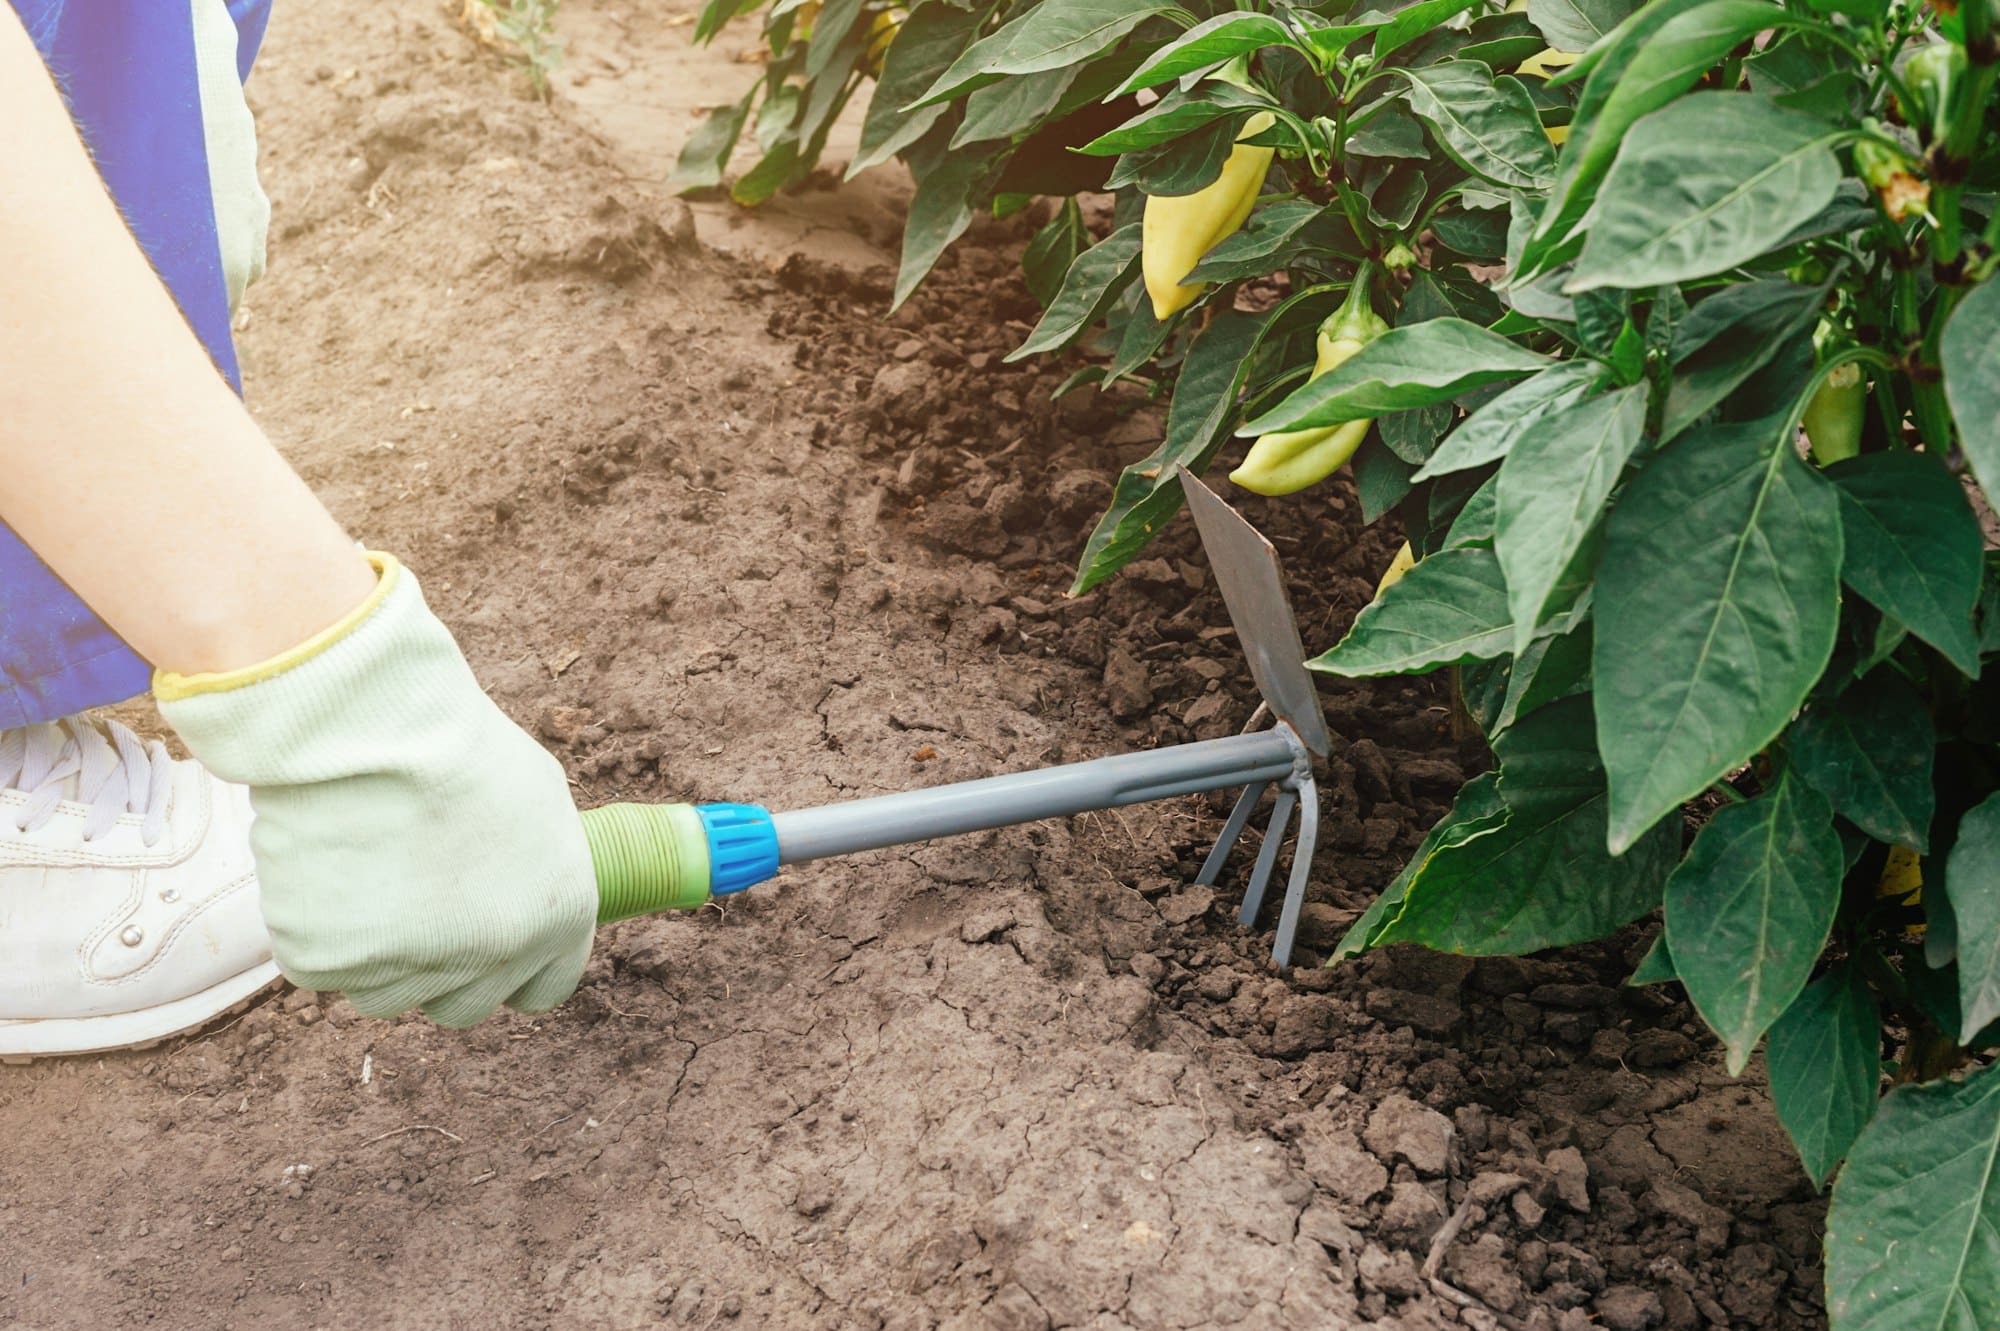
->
[[584, 469, 1332, 965]]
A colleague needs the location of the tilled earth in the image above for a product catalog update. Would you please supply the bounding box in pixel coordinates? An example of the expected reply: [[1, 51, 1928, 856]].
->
[[0, 3, 1826, 1329]]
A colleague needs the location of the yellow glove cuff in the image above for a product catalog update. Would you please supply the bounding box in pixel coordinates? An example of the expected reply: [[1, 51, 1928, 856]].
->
[[153, 552, 400, 702]]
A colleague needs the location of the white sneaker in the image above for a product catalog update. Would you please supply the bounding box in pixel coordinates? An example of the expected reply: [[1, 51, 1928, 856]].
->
[[0, 717, 278, 1059]]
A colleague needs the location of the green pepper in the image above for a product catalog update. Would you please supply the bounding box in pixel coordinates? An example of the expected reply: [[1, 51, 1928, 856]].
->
[[1855, 128, 1930, 222], [1903, 42, 1966, 145], [1803, 362, 1865, 466]]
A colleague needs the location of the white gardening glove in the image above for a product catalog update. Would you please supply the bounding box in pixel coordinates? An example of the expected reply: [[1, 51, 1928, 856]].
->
[[156, 554, 597, 1026]]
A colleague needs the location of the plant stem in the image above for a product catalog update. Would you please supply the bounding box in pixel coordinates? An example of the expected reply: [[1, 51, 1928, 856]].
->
[[1893, 263, 1956, 449], [1933, 0, 1999, 268], [1327, 75, 1378, 252]]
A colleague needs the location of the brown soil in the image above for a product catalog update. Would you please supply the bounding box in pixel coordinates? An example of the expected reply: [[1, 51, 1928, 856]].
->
[[0, 4, 1827, 1330]]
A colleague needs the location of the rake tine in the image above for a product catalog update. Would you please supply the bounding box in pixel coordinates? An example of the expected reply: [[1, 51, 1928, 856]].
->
[[1238, 787, 1297, 927], [1269, 775, 1319, 967], [1196, 780, 1270, 886]]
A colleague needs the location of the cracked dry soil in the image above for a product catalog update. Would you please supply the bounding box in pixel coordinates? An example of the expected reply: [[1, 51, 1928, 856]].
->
[[0, 3, 1829, 1329]]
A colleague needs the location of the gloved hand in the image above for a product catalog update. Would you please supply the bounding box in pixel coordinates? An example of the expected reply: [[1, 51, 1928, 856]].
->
[[156, 553, 598, 1026]]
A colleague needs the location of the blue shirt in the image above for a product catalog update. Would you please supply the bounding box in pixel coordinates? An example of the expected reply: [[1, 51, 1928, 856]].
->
[[0, 0, 271, 727]]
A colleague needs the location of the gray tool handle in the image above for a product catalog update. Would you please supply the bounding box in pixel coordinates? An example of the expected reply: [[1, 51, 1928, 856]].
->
[[772, 727, 1305, 865]]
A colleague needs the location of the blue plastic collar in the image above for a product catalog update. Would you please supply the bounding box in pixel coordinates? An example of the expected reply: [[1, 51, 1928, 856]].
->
[[695, 803, 780, 896]]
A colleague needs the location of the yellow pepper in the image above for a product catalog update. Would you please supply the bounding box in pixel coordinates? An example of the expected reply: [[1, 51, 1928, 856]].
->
[[1375, 542, 1417, 597], [1142, 110, 1277, 320], [1516, 47, 1581, 80], [1229, 280, 1389, 496], [1879, 845, 1922, 906], [865, 9, 901, 77]]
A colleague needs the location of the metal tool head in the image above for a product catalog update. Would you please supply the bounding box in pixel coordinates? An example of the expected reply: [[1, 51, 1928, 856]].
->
[[1177, 467, 1331, 758]]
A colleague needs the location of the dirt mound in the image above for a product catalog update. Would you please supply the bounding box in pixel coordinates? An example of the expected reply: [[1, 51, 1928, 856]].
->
[[0, 3, 1823, 1329]]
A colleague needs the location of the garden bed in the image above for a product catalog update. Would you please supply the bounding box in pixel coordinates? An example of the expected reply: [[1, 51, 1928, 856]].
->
[[0, 3, 1824, 1328]]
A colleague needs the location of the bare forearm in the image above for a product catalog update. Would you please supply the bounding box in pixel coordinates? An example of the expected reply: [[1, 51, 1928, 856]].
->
[[0, 11, 372, 675]]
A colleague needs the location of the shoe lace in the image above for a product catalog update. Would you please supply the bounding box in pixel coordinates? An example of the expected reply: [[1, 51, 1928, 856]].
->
[[0, 717, 174, 845]]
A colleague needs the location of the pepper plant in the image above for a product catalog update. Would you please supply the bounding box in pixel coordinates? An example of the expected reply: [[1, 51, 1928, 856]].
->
[[677, 0, 2000, 1321]]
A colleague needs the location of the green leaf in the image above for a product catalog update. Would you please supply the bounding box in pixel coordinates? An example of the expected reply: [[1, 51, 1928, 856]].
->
[[1332, 774, 1509, 962], [730, 138, 804, 207], [1664, 768, 1843, 1074], [1422, 466, 1494, 549], [1461, 12, 1546, 69], [912, 0, 1171, 108], [797, 32, 868, 153], [1375, 274, 1462, 465], [953, 66, 1079, 148], [1072, 93, 1240, 156], [1754, 33, 1869, 117], [1594, 420, 1843, 852], [1373, 0, 1484, 59], [1791, 672, 1936, 853], [1103, 114, 1238, 194], [751, 83, 802, 153], [1008, 222, 1144, 361], [1022, 199, 1086, 307], [1569, 93, 1841, 292], [694, 0, 767, 43], [1556, 2, 1795, 243], [1826, 1061, 2000, 1330], [1660, 278, 1828, 439], [1460, 657, 1512, 736], [1348, 103, 1430, 160], [1297, 8, 1398, 62], [1942, 278, 2000, 511], [1448, 471, 1496, 547], [1527, 0, 1642, 53], [892, 134, 1003, 309], [1309, 546, 1513, 676], [1240, 319, 1551, 434], [1630, 932, 1678, 985], [1370, 698, 1680, 953], [1515, 0, 1718, 277], [1766, 961, 1880, 1188], [1076, 84, 1263, 155], [1395, 62, 1556, 191], [1949, 794, 2000, 1044], [1070, 307, 1273, 593], [1830, 451, 1983, 678], [1111, 12, 1304, 95], [1431, 206, 1510, 259], [1378, 405, 1453, 465], [802, 0, 866, 79], [1353, 437, 1420, 523], [1496, 385, 1648, 655], [669, 88, 757, 193], [850, 3, 984, 176], [1360, 161, 1428, 231], [1498, 615, 1594, 731], [1413, 360, 1603, 480], [1185, 201, 1360, 284], [1572, 288, 1630, 359], [1101, 294, 1171, 386]]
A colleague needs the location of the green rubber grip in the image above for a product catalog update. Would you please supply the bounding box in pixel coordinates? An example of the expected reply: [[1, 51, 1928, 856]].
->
[[581, 802, 712, 924]]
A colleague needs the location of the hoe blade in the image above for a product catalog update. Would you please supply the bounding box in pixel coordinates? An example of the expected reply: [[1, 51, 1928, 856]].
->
[[1177, 468, 1331, 758]]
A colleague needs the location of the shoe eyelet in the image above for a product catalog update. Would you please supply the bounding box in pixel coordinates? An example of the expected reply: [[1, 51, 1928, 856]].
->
[[119, 925, 144, 947], [159, 887, 180, 903]]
